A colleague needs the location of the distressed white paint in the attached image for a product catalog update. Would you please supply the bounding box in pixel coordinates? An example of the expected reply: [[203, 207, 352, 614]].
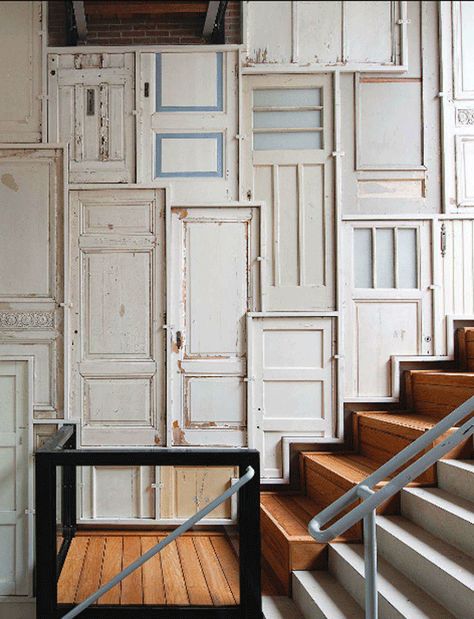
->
[[344, 221, 433, 399], [0, 361, 29, 595], [48, 52, 135, 183], [242, 73, 334, 311], [168, 205, 262, 447], [69, 189, 165, 445], [248, 316, 334, 481], [138, 50, 239, 202], [0, 147, 64, 420], [244, 1, 405, 70], [0, 2, 42, 142]]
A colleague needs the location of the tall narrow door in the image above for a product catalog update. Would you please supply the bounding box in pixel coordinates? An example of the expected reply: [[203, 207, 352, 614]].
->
[[168, 205, 262, 447], [242, 74, 335, 311], [0, 360, 29, 595]]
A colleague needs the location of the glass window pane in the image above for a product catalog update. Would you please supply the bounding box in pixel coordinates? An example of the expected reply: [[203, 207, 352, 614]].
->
[[254, 88, 321, 108], [253, 131, 322, 150], [253, 110, 322, 129], [376, 228, 395, 288], [354, 229, 373, 288], [397, 228, 418, 288]]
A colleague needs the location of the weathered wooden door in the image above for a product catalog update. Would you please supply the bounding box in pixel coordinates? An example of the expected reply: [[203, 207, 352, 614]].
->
[[69, 189, 165, 446], [242, 74, 335, 311], [0, 360, 29, 595], [168, 205, 262, 447], [48, 53, 135, 183]]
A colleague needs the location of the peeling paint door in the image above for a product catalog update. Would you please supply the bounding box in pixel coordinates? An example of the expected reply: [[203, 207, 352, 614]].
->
[[242, 74, 335, 311], [69, 189, 165, 446], [48, 53, 135, 183], [168, 206, 262, 447], [0, 361, 29, 595]]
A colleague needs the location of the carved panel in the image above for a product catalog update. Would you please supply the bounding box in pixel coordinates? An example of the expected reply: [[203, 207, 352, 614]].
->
[[0, 311, 55, 330]]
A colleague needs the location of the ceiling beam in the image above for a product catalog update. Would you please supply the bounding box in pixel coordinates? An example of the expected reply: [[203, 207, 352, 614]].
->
[[203, 1, 219, 37], [84, 2, 209, 17], [73, 1, 87, 43]]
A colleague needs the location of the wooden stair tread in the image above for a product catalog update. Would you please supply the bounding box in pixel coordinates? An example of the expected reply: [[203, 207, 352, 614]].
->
[[303, 453, 384, 485], [261, 492, 322, 540], [357, 411, 444, 432]]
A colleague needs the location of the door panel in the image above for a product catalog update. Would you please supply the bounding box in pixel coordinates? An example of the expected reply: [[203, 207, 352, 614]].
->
[[248, 316, 335, 482], [168, 206, 262, 446], [0, 2, 42, 142], [69, 189, 165, 445], [48, 53, 135, 183], [344, 221, 433, 398], [0, 361, 29, 595], [242, 74, 335, 311]]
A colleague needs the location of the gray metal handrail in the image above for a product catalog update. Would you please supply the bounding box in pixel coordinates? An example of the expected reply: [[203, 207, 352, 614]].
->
[[308, 395, 474, 619], [62, 465, 255, 619]]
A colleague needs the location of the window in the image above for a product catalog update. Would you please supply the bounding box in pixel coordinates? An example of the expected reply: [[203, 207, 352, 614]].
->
[[354, 227, 418, 289], [252, 88, 323, 150]]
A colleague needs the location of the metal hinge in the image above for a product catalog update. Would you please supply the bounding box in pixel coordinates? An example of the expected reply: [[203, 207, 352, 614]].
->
[[440, 223, 447, 257], [397, 18, 411, 25], [331, 151, 345, 158]]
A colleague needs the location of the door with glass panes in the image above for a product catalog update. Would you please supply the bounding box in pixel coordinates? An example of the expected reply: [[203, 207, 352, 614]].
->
[[242, 74, 335, 311]]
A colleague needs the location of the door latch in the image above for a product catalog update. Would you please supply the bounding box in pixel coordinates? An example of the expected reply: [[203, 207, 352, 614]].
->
[[176, 330, 184, 350], [86, 89, 95, 116]]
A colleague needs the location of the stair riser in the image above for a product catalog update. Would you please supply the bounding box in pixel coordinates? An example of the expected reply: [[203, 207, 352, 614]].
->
[[376, 524, 473, 619], [292, 577, 329, 619], [437, 460, 474, 502], [305, 460, 399, 521], [292, 572, 364, 619], [406, 372, 474, 417], [328, 549, 404, 619], [401, 490, 474, 558], [261, 509, 291, 593]]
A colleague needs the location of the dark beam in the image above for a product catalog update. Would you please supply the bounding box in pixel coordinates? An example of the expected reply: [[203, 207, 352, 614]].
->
[[84, 1, 209, 17]]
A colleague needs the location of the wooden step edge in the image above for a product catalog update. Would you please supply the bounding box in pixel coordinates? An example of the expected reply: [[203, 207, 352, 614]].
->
[[260, 502, 316, 543]]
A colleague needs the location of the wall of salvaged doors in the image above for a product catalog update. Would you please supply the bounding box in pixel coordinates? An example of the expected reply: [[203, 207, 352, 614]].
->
[[1, 1, 474, 607]]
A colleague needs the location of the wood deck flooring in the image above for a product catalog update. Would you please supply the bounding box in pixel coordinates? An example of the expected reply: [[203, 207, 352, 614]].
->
[[58, 530, 240, 606]]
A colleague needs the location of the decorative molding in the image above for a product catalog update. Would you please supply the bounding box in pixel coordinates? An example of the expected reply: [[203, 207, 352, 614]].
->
[[0, 311, 55, 330], [457, 109, 474, 126]]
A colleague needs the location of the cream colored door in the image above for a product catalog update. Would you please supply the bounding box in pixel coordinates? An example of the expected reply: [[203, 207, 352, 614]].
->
[[242, 74, 335, 311], [0, 360, 29, 595]]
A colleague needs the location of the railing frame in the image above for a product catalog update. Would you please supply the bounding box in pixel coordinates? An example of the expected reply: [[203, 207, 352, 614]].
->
[[308, 395, 474, 619], [35, 427, 262, 619]]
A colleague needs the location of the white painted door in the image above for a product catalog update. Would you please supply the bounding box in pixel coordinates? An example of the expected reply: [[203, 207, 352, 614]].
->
[[138, 50, 239, 201], [48, 53, 135, 183], [168, 205, 262, 446], [344, 221, 433, 399], [242, 74, 335, 311], [248, 316, 335, 482], [69, 189, 165, 445], [0, 1, 43, 142], [0, 360, 29, 595]]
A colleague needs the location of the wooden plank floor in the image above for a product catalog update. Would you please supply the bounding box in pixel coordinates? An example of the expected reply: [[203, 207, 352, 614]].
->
[[58, 530, 240, 606]]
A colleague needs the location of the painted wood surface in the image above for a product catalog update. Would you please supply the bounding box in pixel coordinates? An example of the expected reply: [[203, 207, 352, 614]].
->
[[168, 205, 261, 447], [244, 1, 406, 70], [48, 52, 135, 183], [248, 316, 335, 481], [139, 50, 239, 201], [0, 1, 43, 142], [0, 147, 64, 420], [344, 221, 433, 398], [69, 189, 165, 445], [242, 74, 335, 311], [0, 361, 29, 595]]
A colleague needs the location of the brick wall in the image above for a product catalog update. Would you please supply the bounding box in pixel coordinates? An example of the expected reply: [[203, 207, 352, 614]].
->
[[48, 1, 241, 46]]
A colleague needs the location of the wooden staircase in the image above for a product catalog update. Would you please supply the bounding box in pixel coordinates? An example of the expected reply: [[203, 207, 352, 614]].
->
[[261, 328, 474, 595]]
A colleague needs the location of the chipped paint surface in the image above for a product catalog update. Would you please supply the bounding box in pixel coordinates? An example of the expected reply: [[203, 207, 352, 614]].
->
[[172, 420, 189, 445]]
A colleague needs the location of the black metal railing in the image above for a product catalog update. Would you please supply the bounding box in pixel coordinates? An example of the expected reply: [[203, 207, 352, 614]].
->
[[35, 426, 262, 619]]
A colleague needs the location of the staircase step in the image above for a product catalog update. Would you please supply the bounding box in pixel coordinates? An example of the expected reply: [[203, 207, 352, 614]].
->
[[437, 459, 474, 502], [263, 596, 304, 619], [292, 571, 364, 619], [401, 487, 474, 557], [376, 515, 474, 619], [457, 327, 474, 371], [260, 493, 327, 594], [353, 411, 470, 482], [328, 543, 456, 619], [407, 370, 474, 417], [302, 453, 398, 519]]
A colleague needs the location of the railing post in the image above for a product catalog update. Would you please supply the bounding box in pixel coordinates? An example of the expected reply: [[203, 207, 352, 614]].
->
[[61, 426, 77, 538], [363, 509, 378, 619]]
